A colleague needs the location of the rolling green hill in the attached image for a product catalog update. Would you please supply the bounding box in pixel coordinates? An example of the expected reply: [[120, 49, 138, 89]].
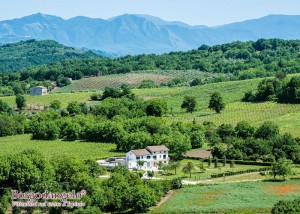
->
[[0, 39, 98, 72], [2, 75, 300, 137]]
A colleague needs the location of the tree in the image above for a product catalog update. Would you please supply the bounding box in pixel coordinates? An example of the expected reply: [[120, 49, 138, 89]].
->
[[0, 150, 56, 191], [182, 161, 195, 178], [101, 87, 122, 100], [276, 72, 287, 80], [217, 124, 235, 141], [171, 177, 182, 189], [131, 185, 156, 212], [190, 130, 206, 148], [169, 161, 181, 175], [16, 94, 26, 109], [67, 101, 82, 115], [181, 96, 197, 113], [31, 121, 60, 140], [147, 170, 154, 179], [146, 99, 167, 117], [0, 100, 11, 114], [197, 161, 206, 173], [209, 92, 225, 113], [136, 160, 145, 170], [49, 100, 61, 110], [278, 76, 300, 103], [121, 84, 132, 96], [272, 198, 300, 214], [255, 121, 279, 139], [235, 121, 255, 139], [56, 74, 71, 87], [214, 157, 218, 168], [139, 80, 156, 89], [61, 120, 81, 140], [271, 158, 292, 180], [208, 156, 212, 168], [222, 155, 226, 167], [167, 131, 191, 160]]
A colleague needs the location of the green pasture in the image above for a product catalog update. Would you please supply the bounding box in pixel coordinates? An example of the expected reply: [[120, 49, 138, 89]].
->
[[152, 180, 300, 213]]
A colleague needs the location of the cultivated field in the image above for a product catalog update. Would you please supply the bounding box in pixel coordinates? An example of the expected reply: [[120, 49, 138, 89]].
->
[[152, 180, 300, 213], [54, 73, 173, 93], [0, 134, 124, 160], [53, 70, 227, 93]]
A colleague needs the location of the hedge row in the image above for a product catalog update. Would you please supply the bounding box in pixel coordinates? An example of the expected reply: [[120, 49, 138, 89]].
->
[[210, 167, 270, 178], [184, 156, 272, 166]]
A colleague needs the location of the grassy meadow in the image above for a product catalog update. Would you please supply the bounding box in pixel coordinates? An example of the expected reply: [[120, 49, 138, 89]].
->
[[152, 180, 300, 213], [154, 159, 266, 181], [0, 134, 124, 160]]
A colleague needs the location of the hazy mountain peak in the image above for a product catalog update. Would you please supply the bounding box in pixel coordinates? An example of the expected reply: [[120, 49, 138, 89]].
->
[[20, 13, 64, 22], [0, 13, 300, 55]]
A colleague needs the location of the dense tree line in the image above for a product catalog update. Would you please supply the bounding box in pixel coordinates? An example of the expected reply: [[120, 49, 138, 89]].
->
[[242, 76, 300, 103], [209, 121, 300, 164], [1, 38, 300, 96], [26, 108, 203, 160], [0, 151, 173, 213]]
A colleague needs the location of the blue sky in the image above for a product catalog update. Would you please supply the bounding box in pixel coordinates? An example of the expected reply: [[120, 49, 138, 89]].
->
[[1, 0, 300, 26]]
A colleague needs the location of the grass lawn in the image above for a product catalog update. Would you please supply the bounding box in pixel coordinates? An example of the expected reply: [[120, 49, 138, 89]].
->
[[0, 134, 124, 160], [152, 179, 300, 213], [155, 159, 267, 181]]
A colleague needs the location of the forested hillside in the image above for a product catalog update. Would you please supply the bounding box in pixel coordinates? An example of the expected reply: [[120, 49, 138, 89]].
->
[[1, 38, 300, 96], [0, 39, 98, 72], [5, 38, 300, 78]]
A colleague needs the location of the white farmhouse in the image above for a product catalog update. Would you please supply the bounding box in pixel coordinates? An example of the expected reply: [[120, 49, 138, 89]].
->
[[126, 145, 169, 170]]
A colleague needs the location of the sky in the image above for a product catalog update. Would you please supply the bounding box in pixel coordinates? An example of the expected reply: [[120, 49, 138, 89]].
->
[[1, 0, 300, 26]]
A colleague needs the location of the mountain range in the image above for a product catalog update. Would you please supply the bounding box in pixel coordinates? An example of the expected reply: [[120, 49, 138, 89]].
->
[[1, 13, 300, 55]]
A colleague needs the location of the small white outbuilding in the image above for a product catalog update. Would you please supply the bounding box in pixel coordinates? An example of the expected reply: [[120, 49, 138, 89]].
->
[[29, 86, 48, 96]]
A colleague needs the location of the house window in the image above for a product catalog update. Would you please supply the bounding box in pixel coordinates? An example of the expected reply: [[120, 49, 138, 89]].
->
[[147, 156, 151, 159], [160, 155, 161, 158], [141, 156, 143, 159], [164, 151, 167, 153], [153, 156, 157, 160], [163, 155, 166, 159], [136, 157, 140, 160]]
